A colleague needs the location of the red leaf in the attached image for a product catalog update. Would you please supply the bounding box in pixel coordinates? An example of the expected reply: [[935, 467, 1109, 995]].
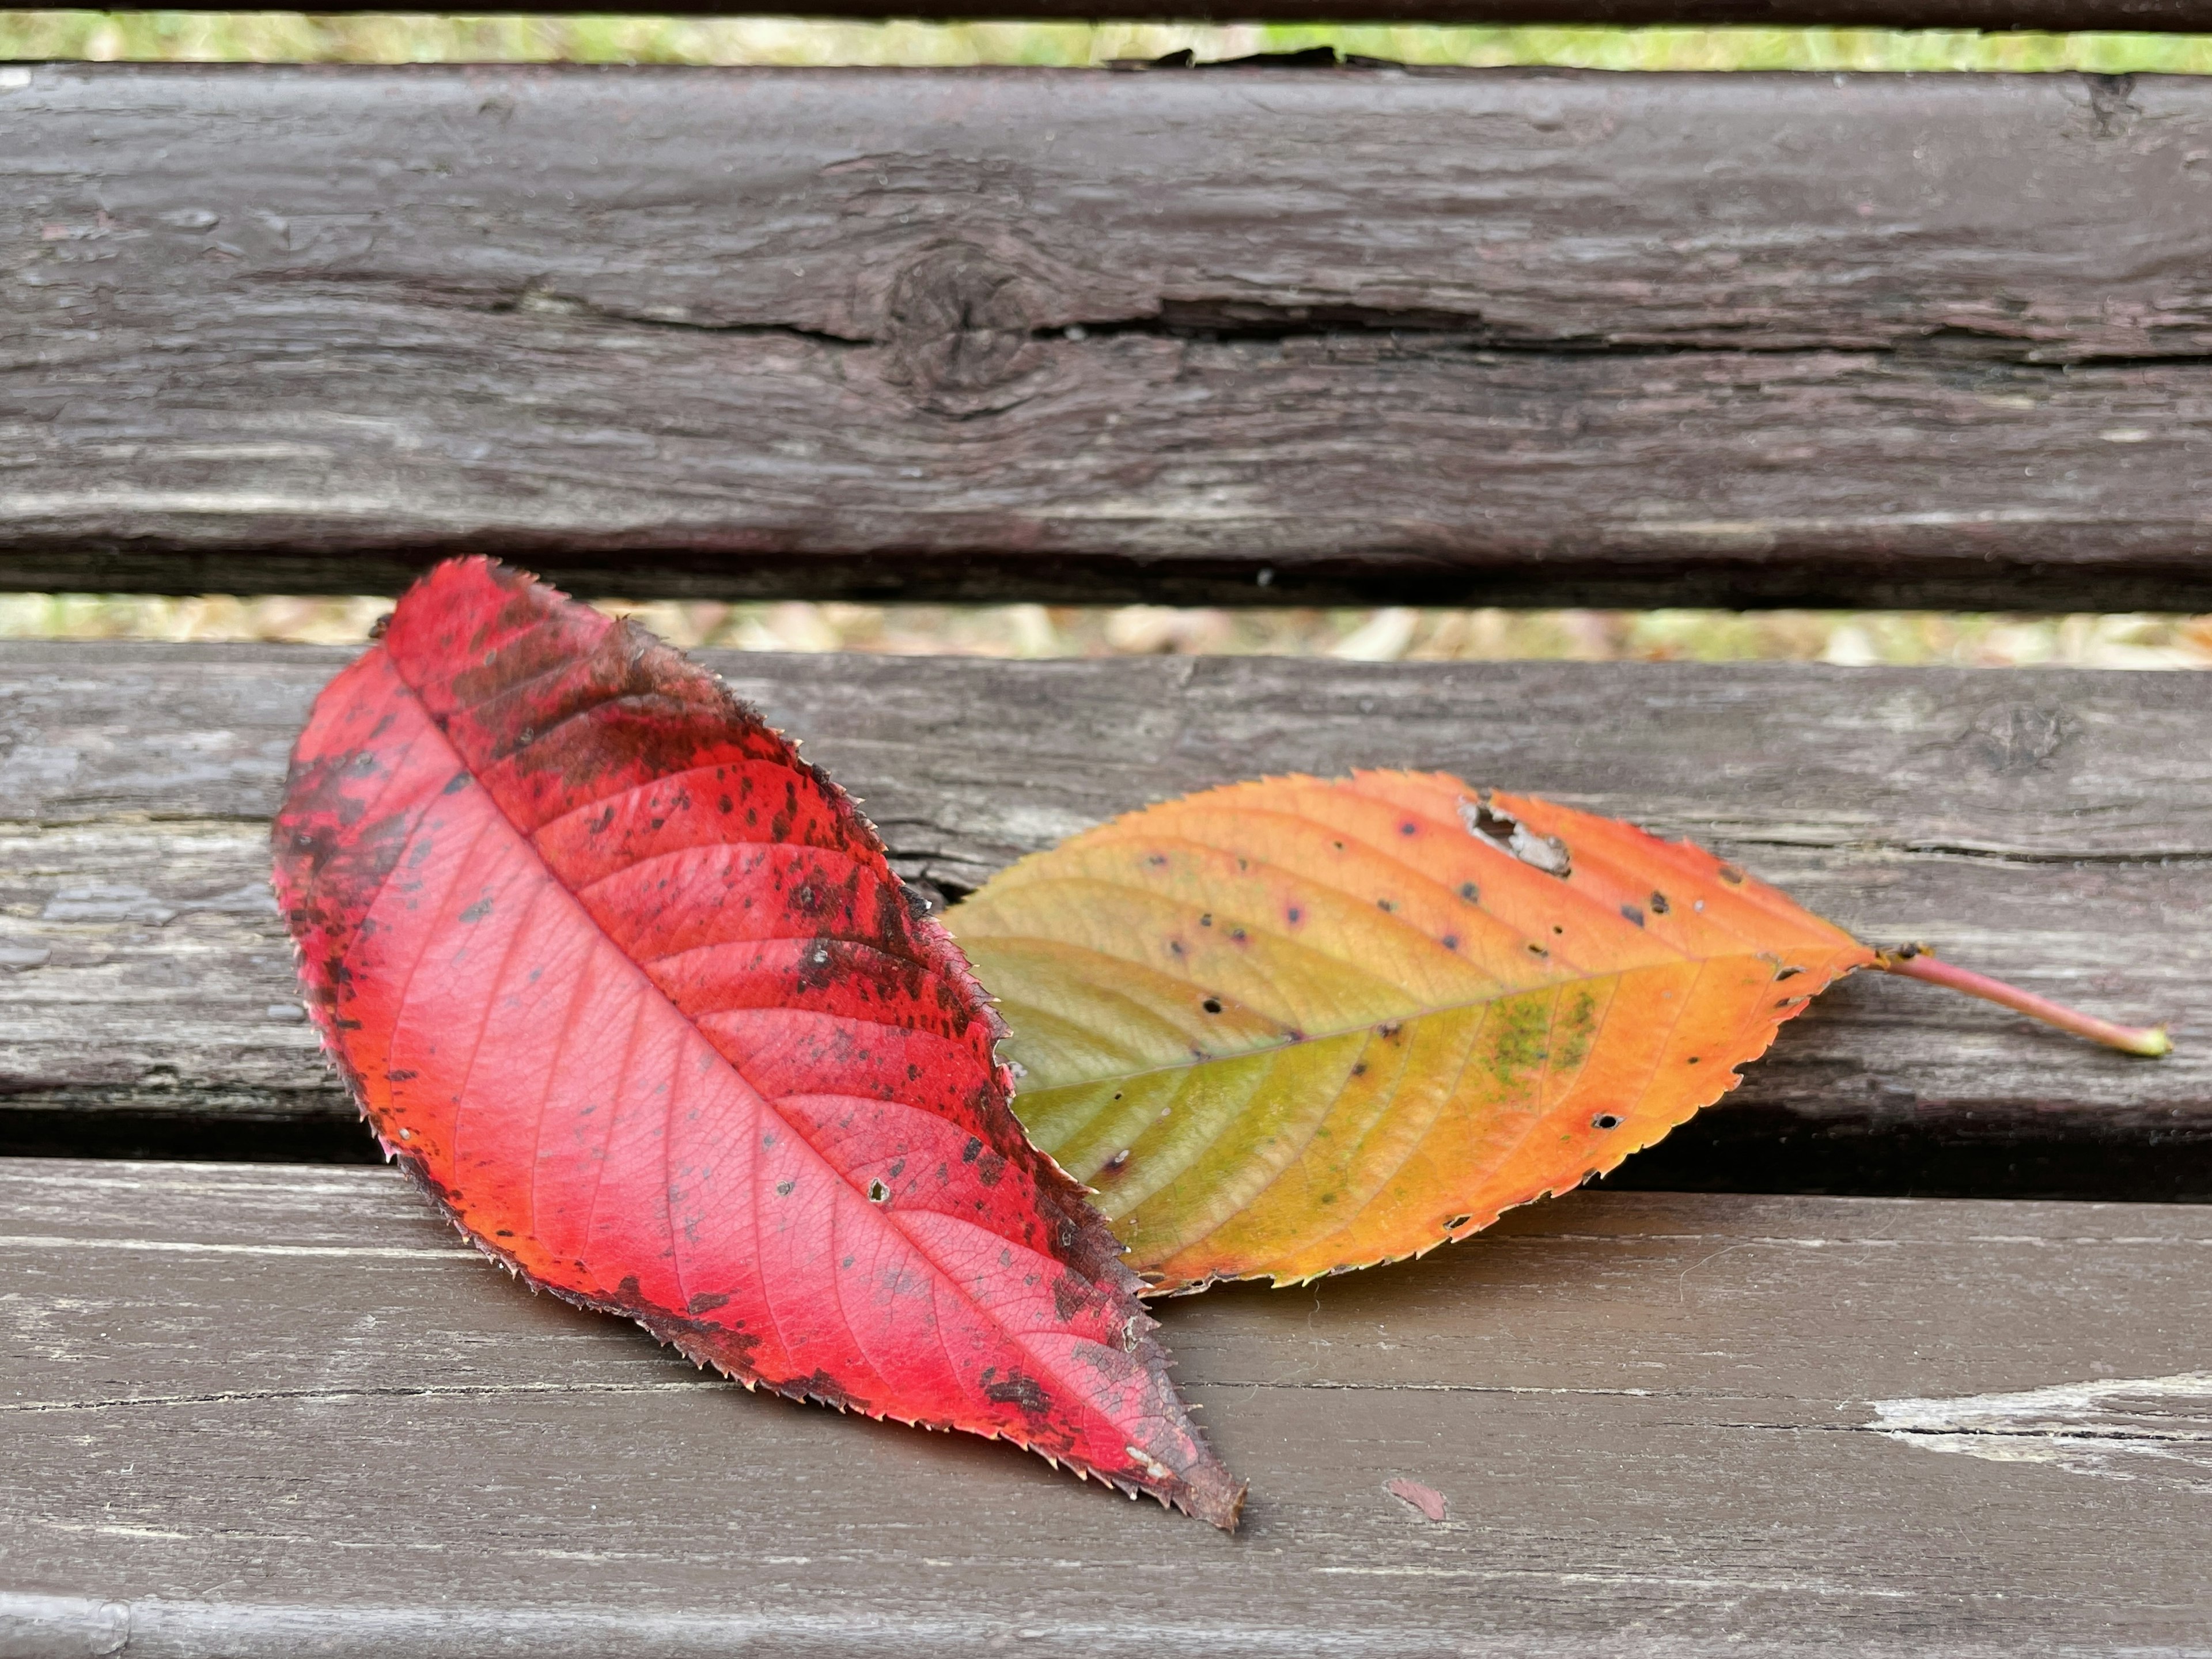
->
[[271, 558, 1241, 1528]]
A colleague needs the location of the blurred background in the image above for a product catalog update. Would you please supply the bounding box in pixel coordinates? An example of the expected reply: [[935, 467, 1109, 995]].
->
[[8, 11, 2210, 669]]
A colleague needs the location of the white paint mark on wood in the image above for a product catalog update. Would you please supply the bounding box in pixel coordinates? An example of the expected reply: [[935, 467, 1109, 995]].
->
[[1872, 1373, 2212, 1488]]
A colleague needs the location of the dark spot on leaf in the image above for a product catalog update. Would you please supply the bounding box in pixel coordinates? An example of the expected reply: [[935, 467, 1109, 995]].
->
[[687, 1291, 731, 1314], [457, 897, 493, 923], [975, 1152, 1006, 1188], [1051, 1275, 1092, 1322], [1719, 863, 1745, 885], [1103, 1148, 1131, 1174], [776, 1179, 795, 1196], [1377, 898, 1395, 912], [1650, 891, 1670, 915], [1441, 934, 1459, 950], [1199, 913, 1213, 927], [962, 1137, 982, 1163], [984, 1370, 1052, 1415], [1459, 882, 1479, 903], [1620, 903, 1645, 927], [442, 771, 471, 796], [1400, 821, 1417, 836]]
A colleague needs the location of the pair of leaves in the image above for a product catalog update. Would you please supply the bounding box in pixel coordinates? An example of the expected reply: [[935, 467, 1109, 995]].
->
[[275, 559, 2158, 1525]]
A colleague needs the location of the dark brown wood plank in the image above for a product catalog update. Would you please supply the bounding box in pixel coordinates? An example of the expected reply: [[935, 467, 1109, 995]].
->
[[5, 1158, 2210, 1653], [2, 641, 2205, 1194], [8, 63, 2212, 610]]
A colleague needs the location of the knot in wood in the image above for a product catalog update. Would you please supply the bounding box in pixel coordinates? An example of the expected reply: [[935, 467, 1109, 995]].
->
[[1971, 701, 2072, 774], [881, 246, 1040, 415]]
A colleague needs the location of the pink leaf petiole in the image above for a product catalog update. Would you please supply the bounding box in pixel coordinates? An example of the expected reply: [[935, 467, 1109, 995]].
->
[[1873, 945, 2172, 1058]]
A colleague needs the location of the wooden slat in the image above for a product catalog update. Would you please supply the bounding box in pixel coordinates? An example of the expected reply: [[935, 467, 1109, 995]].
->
[[2, 641, 2205, 1194], [8, 63, 2212, 611], [5, 1158, 2211, 1653]]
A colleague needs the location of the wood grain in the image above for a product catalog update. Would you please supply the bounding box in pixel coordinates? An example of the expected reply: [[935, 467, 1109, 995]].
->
[[9, 64, 2212, 610], [2, 641, 2205, 1194], [5, 1158, 2210, 1654]]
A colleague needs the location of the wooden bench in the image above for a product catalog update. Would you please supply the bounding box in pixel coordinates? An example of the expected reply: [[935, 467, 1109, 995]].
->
[[4, 31, 2210, 1654]]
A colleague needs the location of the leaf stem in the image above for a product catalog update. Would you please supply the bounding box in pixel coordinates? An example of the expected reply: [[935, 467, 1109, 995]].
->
[[1873, 945, 2172, 1058]]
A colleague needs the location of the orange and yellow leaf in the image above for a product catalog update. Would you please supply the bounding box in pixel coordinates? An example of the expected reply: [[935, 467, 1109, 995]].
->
[[948, 772, 1872, 1292]]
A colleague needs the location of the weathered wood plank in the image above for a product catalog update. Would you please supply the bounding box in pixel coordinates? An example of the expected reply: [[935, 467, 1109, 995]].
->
[[3, 1159, 2209, 1654], [8, 64, 2212, 610], [2, 642, 2205, 1193]]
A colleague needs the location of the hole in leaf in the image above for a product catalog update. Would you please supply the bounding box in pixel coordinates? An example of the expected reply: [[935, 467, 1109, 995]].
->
[[866, 1179, 891, 1204], [1202, 997, 1223, 1014], [1593, 1113, 1622, 1130]]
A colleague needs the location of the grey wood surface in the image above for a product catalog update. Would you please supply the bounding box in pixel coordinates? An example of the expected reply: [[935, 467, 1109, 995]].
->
[[9, 64, 2212, 611], [2, 641, 2204, 1190], [3, 1158, 2210, 1655]]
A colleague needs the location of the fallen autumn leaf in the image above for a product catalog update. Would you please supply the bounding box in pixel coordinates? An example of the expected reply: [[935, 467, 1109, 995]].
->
[[271, 557, 1243, 1528], [948, 772, 2168, 1292]]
